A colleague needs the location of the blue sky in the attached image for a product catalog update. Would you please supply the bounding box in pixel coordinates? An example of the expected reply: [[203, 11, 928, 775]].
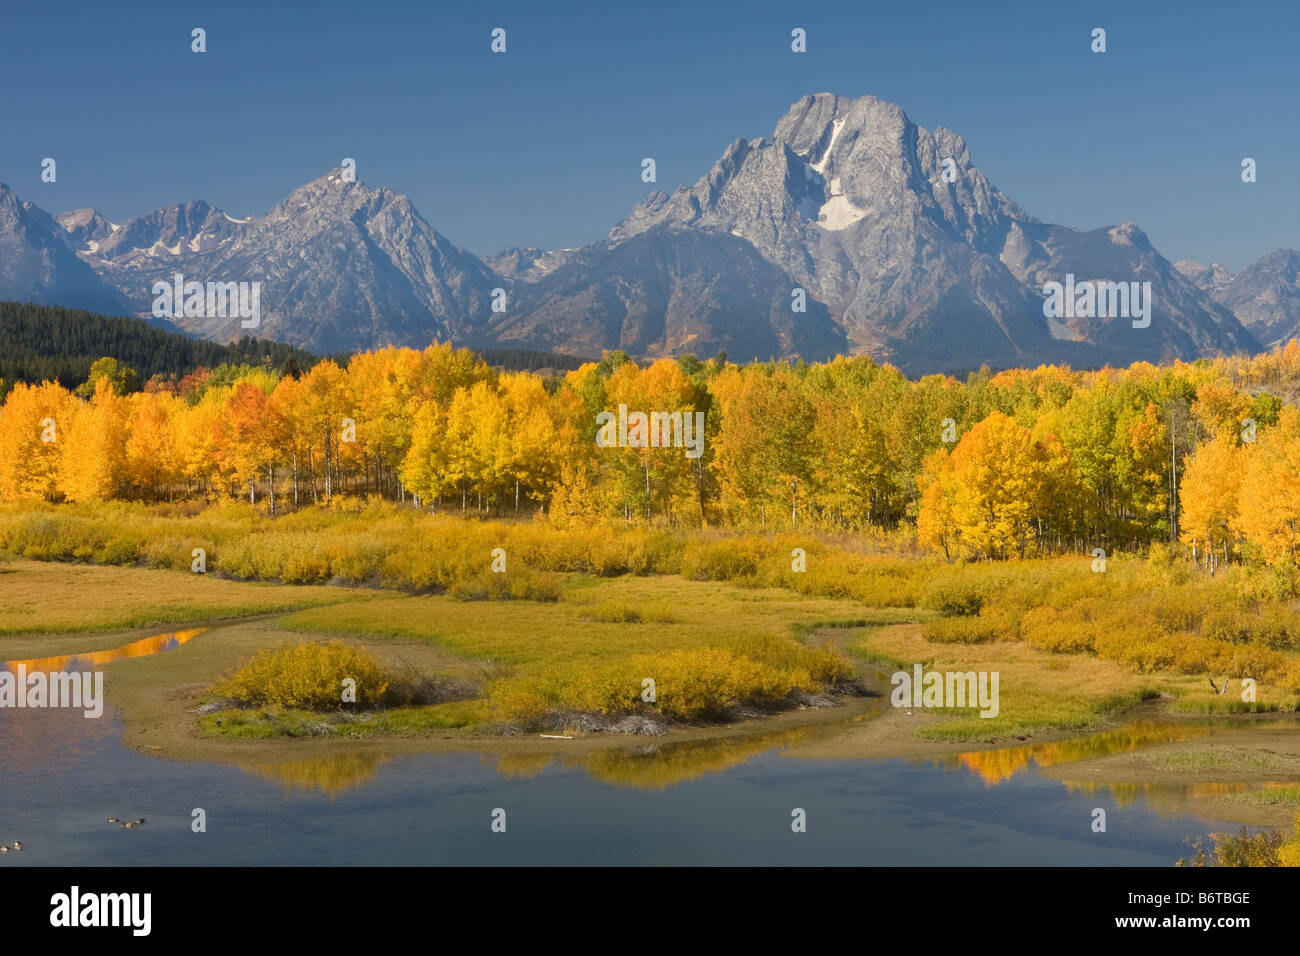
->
[[2, 0, 1295, 270]]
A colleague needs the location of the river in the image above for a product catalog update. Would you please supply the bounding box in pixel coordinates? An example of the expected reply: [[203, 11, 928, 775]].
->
[[0, 630, 1274, 866]]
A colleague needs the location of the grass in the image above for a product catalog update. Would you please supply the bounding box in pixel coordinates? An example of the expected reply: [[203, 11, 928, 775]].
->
[[1138, 747, 1298, 774], [198, 700, 489, 738], [1224, 786, 1300, 808], [277, 576, 869, 667], [5, 500, 1300, 744], [274, 576, 866, 729], [850, 621, 1171, 740], [0, 559, 373, 636]]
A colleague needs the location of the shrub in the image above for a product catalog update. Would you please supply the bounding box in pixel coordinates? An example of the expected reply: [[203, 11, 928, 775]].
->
[[488, 636, 852, 728], [1249, 607, 1296, 650], [1178, 827, 1282, 867], [581, 602, 642, 623], [1202, 607, 1254, 645], [1020, 606, 1096, 653], [447, 567, 561, 601], [1145, 590, 1207, 633], [214, 641, 396, 710], [680, 539, 762, 581], [920, 577, 985, 616], [923, 616, 1001, 644], [93, 535, 140, 565]]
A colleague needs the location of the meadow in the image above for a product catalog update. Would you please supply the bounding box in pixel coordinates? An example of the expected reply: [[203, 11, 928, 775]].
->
[[4, 499, 1300, 735]]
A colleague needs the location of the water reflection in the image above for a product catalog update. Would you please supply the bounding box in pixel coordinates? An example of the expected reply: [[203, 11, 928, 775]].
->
[[567, 724, 828, 790], [5, 625, 1293, 827], [938, 721, 1214, 785], [0, 628, 207, 772], [240, 753, 392, 798], [198, 715, 1300, 801], [938, 719, 1300, 786], [3, 627, 207, 674], [1057, 780, 1300, 820], [490, 724, 830, 791]]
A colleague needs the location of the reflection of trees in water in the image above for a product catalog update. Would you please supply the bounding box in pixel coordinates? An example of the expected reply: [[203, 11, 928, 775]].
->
[[492, 753, 554, 779], [929, 721, 1218, 785], [561, 725, 828, 790], [1, 628, 207, 772], [3, 627, 206, 673], [224, 717, 1298, 800], [240, 752, 389, 797], [1061, 779, 1296, 819], [905, 715, 1300, 820], [245, 724, 839, 797]]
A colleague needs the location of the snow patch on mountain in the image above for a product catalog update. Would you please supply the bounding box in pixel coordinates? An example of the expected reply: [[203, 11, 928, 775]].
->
[[816, 178, 867, 230], [810, 118, 845, 175]]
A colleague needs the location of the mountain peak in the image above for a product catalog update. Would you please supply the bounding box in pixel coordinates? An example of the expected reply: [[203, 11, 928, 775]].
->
[[55, 208, 117, 248], [267, 170, 413, 227], [0, 180, 124, 312]]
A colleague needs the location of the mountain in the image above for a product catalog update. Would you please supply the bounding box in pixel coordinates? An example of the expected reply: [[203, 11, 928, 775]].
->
[[996, 219, 1255, 367], [486, 224, 846, 361], [2, 93, 1279, 371], [0, 182, 125, 314], [66, 199, 255, 334], [483, 246, 576, 282], [606, 92, 1259, 371], [85, 199, 250, 261], [1177, 250, 1300, 348], [54, 208, 116, 249], [1173, 259, 1234, 298], [76, 172, 499, 354]]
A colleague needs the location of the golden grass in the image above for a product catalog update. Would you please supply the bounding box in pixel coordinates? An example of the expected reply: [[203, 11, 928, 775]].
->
[[0, 559, 375, 637], [852, 622, 1221, 740], [276, 576, 869, 727], [277, 576, 872, 668]]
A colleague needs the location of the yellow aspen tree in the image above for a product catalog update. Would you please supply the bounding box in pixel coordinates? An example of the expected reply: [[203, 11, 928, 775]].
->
[[945, 411, 1048, 560], [1179, 433, 1245, 567], [57, 377, 128, 502], [0, 381, 76, 502], [1237, 407, 1300, 566], [125, 391, 183, 500]]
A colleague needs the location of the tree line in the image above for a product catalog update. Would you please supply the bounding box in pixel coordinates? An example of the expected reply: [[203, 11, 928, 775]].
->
[[2, 336, 1300, 568], [0, 300, 316, 396]]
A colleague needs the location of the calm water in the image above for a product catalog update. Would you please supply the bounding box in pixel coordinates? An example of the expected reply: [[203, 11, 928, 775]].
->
[[0, 632, 1272, 866]]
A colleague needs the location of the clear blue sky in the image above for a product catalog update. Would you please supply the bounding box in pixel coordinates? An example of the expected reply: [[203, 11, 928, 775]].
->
[[2, 0, 1295, 270]]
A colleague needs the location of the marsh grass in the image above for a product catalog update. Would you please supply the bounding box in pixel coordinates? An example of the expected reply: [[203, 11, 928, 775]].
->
[[198, 700, 489, 738], [851, 621, 1171, 739], [7, 500, 1300, 741], [0, 559, 368, 635], [273, 576, 866, 729], [1138, 747, 1298, 774], [1226, 786, 1300, 807]]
